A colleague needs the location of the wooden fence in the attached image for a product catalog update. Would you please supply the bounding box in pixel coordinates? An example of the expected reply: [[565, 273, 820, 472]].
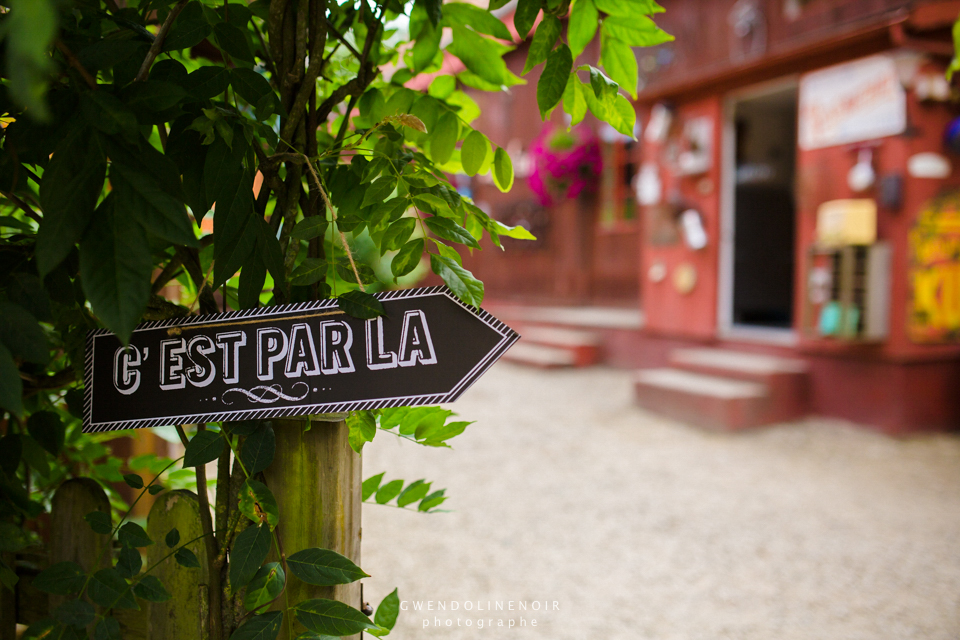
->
[[2, 418, 361, 640]]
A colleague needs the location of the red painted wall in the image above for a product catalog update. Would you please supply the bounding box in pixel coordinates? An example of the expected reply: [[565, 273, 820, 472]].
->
[[638, 97, 723, 339]]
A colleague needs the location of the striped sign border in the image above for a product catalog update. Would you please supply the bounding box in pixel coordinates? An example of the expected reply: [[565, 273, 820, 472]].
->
[[83, 287, 519, 432]]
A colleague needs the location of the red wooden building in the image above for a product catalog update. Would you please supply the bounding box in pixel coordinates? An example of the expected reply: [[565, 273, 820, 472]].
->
[[446, 0, 960, 434]]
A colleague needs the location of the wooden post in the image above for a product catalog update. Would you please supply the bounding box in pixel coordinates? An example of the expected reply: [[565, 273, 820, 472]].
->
[[263, 417, 361, 640], [48, 478, 113, 636], [1, 552, 14, 640], [145, 490, 211, 640], [49, 479, 112, 604]]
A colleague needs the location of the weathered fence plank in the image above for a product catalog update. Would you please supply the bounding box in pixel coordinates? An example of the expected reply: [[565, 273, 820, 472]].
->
[[50, 479, 111, 605], [263, 418, 362, 640], [146, 490, 210, 640]]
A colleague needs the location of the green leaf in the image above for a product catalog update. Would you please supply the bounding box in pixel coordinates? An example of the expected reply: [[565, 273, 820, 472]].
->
[[79, 195, 153, 344], [116, 545, 142, 579], [182, 430, 224, 468], [111, 164, 198, 247], [562, 74, 587, 126], [428, 75, 456, 99], [123, 474, 144, 490], [417, 0, 443, 27], [4, 0, 57, 120], [0, 344, 23, 417], [430, 254, 484, 307], [120, 81, 189, 117], [429, 112, 459, 165], [133, 575, 171, 602], [231, 68, 275, 109], [230, 611, 283, 640], [448, 26, 508, 87], [94, 617, 122, 640], [214, 22, 254, 62], [420, 420, 471, 446], [589, 65, 619, 98], [84, 511, 112, 535], [163, 2, 212, 51], [442, 3, 512, 40], [239, 479, 280, 530], [26, 411, 63, 456], [81, 92, 139, 144], [396, 480, 431, 508], [240, 423, 276, 475], [165, 528, 180, 548], [213, 171, 259, 289], [375, 479, 403, 505], [290, 258, 327, 286], [569, 0, 599, 57], [294, 599, 378, 637], [411, 21, 441, 73], [418, 489, 447, 511], [0, 302, 48, 365], [362, 473, 384, 502], [148, 485, 164, 496], [88, 568, 139, 610], [425, 216, 480, 249], [337, 290, 385, 320], [593, 0, 665, 16], [523, 15, 561, 74], [0, 522, 28, 553], [175, 546, 201, 568], [229, 524, 272, 591], [374, 588, 400, 632], [244, 563, 285, 613], [606, 93, 637, 137], [460, 130, 490, 177], [33, 561, 86, 596], [391, 239, 424, 278], [287, 548, 369, 586], [361, 177, 398, 209], [291, 217, 326, 241], [118, 522, 153, 548], [0, 559, 16, 591], [183, 66, 232, 100], [54, 599, 95, 629], [346, 411, 377, 454], [600, 34, 638, 98], [514, 0, 542, 39], [37, 126, 106, 277], [492, 147, 514, 192], [537, 44, 573, 119], [601, 14, 673, 46], [492, 219, 538, 240]]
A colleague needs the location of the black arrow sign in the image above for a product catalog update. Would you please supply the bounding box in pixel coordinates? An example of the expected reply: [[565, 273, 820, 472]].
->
[[83, 287, 519, 432]]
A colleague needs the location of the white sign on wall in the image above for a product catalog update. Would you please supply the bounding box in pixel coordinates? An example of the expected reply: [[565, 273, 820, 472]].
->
[[798, 55, 906, 150]]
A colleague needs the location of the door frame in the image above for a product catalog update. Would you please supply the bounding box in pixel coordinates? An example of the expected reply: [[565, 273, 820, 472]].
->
[[717, 76, 801, 346]]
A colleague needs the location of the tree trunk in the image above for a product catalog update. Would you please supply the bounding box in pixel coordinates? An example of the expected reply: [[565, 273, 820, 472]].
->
[[263, 417, 362, 640]]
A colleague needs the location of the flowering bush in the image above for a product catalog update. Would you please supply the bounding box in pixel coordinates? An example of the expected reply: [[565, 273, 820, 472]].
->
[[528, 125, 603, 206]]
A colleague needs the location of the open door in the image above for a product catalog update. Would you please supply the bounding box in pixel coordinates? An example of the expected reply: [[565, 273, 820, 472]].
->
[[723, 84, 798, 335]]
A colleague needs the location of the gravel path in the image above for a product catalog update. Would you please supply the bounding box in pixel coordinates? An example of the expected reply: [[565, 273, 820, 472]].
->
[[360, 363, 960, 640]]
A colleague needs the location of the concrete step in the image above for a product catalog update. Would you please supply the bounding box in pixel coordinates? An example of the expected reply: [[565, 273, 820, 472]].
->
[[516, 326, 603, 367], [502, 342, 578, 368], [668, 348, 810, 422], [670, 348, 808, 379], [634, 368, 773, 431]]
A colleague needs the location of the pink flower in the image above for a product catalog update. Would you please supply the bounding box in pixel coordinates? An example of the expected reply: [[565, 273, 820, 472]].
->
[[527, 124, 602, 206]]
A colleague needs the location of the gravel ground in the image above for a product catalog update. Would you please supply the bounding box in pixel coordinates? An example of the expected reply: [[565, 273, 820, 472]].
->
[[359, 363, 960, 640]]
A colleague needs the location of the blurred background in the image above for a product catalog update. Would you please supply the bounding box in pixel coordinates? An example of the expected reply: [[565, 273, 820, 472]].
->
[[12, 1, 960, 638]]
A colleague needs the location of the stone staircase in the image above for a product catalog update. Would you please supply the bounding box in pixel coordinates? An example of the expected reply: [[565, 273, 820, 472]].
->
[[502, 325, 603, 368], [634, 348, 810, 430]]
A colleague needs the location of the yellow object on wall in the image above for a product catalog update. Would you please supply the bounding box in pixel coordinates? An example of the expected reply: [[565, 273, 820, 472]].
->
[[909, 192, 960, 343], [815, 199, 877, 247]]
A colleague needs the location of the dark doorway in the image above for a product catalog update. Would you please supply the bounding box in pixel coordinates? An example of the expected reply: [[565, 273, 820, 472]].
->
[[731, 87, 797, 328]]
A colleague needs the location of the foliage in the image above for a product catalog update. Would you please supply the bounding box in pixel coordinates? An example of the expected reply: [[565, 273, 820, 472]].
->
[[0, 0, 671, 637]]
